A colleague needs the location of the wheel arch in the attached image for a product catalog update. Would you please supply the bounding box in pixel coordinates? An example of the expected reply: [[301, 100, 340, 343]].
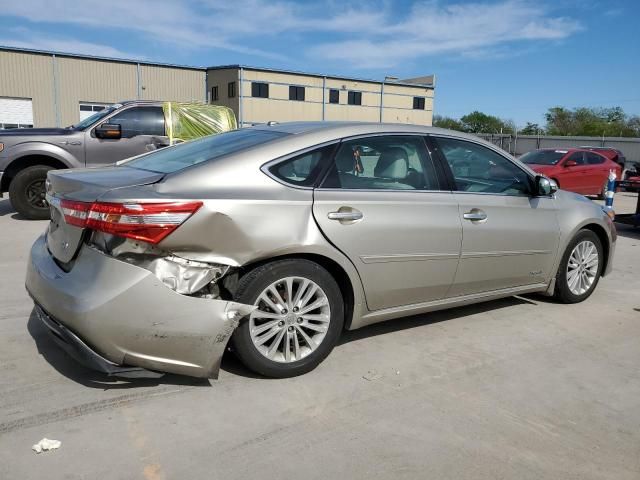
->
[[237, 253, 356, 330], [580, 223, 610, 276], [1, 155, 68, 192]]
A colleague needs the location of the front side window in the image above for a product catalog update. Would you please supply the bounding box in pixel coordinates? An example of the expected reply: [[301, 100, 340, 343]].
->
[[124, 129, 287, 174], [329, 89, 339, 104], [565, 152, 585, 165], [347, 91, 362, 105], [251, 82, 269, 98], [434, 137, 531, 195], [289, 86, 305, 101], [520, 150, 566, 165], [269, 144, 335, 187], [105, 106, 165, 138], [322, 135, 439, 190]]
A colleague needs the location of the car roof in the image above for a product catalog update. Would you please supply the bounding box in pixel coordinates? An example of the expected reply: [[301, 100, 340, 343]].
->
[[248, 121, 486, 142]]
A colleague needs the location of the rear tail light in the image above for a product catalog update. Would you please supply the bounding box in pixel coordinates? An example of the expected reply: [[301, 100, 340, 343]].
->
[[59, 199, 202, 244]]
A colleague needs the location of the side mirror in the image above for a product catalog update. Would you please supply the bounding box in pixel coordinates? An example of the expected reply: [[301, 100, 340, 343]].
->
[[564, 159, 577, 167], [535, 175, 557, 196], [95, 123, 121, 139]]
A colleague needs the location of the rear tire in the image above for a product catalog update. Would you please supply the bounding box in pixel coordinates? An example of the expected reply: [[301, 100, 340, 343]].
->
[[9, 165, 53, 220], [231, 259, 344, 378], [553, 229, 603, 304], [596, 180, 608, 200]]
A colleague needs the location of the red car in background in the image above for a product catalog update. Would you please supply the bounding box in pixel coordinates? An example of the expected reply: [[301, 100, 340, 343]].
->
[[520, 148, 622, 198]]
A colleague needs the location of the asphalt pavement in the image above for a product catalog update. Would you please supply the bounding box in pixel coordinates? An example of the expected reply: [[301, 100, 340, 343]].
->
[[0, 193, 639, 480]]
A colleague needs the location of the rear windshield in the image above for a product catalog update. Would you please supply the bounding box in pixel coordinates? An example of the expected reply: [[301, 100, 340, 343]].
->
[[123, 129, 288, 174], [520, 150, 566, 165]]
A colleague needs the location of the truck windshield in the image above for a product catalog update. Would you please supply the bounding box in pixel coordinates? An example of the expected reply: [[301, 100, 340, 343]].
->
[[123, 128, 288, 174], [71, 105, 119, 130]]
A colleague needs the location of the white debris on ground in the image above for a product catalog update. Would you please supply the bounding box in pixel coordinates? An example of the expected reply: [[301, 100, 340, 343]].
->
[[32, 438, 61, 453]]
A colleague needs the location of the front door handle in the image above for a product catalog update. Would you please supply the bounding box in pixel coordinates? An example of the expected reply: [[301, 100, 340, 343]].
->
[[328, 210, 363, 221], [463, 209, 487, 221]]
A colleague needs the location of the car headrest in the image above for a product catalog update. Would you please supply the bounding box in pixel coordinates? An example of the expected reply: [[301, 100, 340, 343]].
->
[[374, 147, 408, 179]]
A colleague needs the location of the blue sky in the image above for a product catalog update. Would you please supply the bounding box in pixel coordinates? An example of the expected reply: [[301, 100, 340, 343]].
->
[[1, 0, 638, 127]]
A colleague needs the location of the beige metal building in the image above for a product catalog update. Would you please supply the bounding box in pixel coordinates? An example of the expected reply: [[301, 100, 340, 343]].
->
[[0, 46, 435, 129], [0, 46, 206, 128], [206, 65, 435, 127]]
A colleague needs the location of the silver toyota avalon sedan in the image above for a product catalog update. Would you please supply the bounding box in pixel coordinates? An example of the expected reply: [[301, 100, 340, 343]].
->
[[26, 122, 616, 379]]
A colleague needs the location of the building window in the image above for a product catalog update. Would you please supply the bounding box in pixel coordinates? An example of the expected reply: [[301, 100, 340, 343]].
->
[[413, 97, 426, 110], [329, 89, 339, 104], [228, 82, 236, 98], [251, 82, 269, 98], [347, 91, 362, 105], [78, 102, 109, 121], [289, 85, 305, 101], [211, 86, 219, 101]]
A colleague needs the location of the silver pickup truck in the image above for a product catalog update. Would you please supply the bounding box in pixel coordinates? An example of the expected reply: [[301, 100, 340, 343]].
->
[[1, 100, 179, 219]]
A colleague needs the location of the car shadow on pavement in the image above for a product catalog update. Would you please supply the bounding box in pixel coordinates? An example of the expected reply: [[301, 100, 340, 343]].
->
[[0, 198, 26, 220], [338, 295, 539, 345], [27, 309, 212, 389], [615, 223, 640, 240]]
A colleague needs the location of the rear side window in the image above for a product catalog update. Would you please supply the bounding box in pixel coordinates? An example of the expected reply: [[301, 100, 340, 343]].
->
[[269, 144, 335, 187], [321, 135, 439, 190], [124, 129, 287, 174], [586, 152, 605, 165]]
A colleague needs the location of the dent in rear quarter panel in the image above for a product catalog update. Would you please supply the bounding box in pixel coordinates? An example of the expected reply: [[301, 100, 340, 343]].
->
[[155, 187, 368, 330]]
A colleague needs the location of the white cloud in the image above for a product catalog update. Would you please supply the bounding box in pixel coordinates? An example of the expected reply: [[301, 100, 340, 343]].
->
[[309, 0, 583, 67], [0, 0, 582, 67]]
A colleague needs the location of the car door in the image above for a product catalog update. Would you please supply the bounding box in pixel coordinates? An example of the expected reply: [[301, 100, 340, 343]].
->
[[313, 134, 462, 311], [430, 135, 560, 297], [585, 152, 608, 194], [559, 151, 589, 193], [84, 106, 167, 166]]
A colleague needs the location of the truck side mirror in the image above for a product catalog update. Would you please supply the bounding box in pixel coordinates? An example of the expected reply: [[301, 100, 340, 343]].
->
[[95, 123, 122, 139]]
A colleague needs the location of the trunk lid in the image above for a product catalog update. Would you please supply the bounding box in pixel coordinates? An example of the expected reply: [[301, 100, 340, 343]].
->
[[46, 166, 164, 264]]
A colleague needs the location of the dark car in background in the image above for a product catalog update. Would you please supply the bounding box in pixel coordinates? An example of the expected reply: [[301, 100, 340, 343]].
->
[[520, 148, 621, 198]]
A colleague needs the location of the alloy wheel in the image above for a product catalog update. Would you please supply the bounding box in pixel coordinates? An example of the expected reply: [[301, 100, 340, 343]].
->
[[25, 179, 48, 209], [249, 276, 331, 363], [566, 240, 599, 296]]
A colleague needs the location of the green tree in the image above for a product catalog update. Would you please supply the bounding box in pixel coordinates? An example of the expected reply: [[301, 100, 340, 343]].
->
[[545, 107, 575, 135], [432, 115, 465, 131], [460, 111, 506, 133], [544, 106, 638, 137], [519, 122, 541, 135]]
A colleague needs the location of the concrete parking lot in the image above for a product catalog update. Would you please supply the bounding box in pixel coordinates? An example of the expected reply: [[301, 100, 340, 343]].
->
[[0, 193, 639, 480]]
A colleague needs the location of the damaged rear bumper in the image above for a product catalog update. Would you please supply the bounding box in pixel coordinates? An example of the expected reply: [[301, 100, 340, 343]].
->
[[26, 234, 254, 378]]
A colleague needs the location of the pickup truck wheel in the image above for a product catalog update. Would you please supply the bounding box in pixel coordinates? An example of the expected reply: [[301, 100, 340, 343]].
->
[[9, 165, 53, 220]]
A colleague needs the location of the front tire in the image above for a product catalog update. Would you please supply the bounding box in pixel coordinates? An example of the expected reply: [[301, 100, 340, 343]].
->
[[553, 229, 603, 303], [231, 259, 344, 378], [9, 165, 53, 220]]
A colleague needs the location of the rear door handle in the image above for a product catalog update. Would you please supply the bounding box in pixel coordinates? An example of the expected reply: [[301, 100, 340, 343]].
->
[[328, 210, 363, 221], [463, 210, 487, 221]]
